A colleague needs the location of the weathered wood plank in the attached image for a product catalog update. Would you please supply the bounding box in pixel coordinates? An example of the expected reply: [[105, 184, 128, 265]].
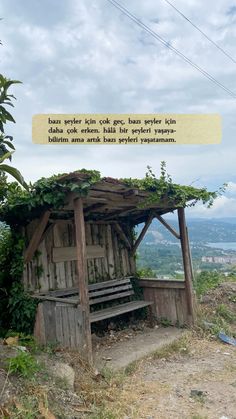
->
[[52, 245, 105, 263], [74, 197, 93, 364], [92, 224, 103, 282], [89, 290, 134, 305], [35, 277, 132, 296], [132, 212, 154, 254], [32, 295, 78, 304], [139, 279, 185, 289], [90, 300, 152, 323], [114, 223, 132, 249], [34, 303, 46, 345], [24, 211, 51, 263], [55, 304, 63, 345], [156, 215, 180, 240], [112, 226, 121, 277], [42, 301, 56, 343], [100, 224, 109, 278], [61, 305, 70, 347], [140, 280, 189, 326], [85, 223, 95, 283], [106, 224, 115, 278], [178, 207, 195, 325], [89, 277, 132, 290], [89, 283, 132, 298], [53, 223, 66, 289]]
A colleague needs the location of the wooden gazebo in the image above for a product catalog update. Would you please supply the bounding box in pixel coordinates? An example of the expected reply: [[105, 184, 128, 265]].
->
[[21, 172, 195, 363]]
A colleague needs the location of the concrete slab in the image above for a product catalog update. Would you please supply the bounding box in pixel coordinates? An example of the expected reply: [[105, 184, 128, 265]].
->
[[94, 327, 184, 370]]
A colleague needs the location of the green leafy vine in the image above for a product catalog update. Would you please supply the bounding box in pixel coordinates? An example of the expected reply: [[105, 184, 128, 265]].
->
[[0, 164, 225, 228]]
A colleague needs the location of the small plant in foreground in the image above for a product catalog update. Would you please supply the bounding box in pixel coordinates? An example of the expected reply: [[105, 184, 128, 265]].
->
[[7, 350, 39, 377], [124, 360, 139, 376], [216, 303, 236, 323], [153, 333, 190, 359], [194, 271, 222, 296], [90, 406, 117, 419], [160, 317, 172, 327]]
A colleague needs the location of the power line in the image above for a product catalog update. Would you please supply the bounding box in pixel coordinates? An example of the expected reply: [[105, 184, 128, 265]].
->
[[163, 0, 236, 64], [107, 0, 236, 99]]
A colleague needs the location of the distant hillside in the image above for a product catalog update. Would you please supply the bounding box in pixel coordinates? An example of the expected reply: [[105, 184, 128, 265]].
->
[[137, 218, 236, 244]]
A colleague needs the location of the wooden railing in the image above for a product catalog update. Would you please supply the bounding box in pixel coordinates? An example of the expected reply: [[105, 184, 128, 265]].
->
[[138, 278, 190, 326]]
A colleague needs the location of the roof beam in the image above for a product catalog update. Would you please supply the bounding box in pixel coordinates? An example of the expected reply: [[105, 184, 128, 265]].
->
[[114, 223, 132, 249], [155, 214, 180, 239], [132, 212, 154, 254]]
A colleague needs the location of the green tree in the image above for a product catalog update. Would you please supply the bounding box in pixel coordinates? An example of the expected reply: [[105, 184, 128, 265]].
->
[[0, 74, 27, 189]]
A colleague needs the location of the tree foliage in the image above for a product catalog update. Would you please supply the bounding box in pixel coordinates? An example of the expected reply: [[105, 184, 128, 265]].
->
[[0, 74, 28, 190]]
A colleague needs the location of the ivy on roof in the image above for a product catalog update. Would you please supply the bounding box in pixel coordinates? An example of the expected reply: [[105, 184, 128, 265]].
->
[[0, 163, 225, 227], [122, 163, 225, 208]]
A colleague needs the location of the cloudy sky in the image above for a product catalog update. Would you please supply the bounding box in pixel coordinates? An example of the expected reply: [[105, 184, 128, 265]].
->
[[1, 0, 236, 218]]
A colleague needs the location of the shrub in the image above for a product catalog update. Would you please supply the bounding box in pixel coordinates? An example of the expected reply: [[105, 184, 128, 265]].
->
[[194, 271, 223, 296], [7, 351, 39, 378]]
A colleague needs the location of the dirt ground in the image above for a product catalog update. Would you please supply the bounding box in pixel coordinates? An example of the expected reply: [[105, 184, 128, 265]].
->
[[110, 337, 236, 419], [1, 279, 236, 418], [0, 331, 236, 418]]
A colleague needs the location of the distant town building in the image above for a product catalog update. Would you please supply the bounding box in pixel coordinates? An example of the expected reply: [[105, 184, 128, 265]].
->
[[202, 256, 236, 264]]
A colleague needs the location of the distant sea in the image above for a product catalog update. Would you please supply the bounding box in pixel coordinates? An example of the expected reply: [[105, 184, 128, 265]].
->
[[207, 242, 236, 251]]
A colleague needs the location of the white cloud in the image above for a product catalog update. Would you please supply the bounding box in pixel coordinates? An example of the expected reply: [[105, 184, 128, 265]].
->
[[1, 0, 236, 219]]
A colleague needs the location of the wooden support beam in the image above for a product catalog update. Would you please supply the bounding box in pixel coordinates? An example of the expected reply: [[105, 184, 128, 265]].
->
[[74, 198, 93, 364], [83, 203, 106, 216], [114, 223, 132, 249], [139, 279, 185, 289], [123, 189, 139, 198], [24, 211, 50, 263], [178, 207, 195, 325], [156, 214, 180, 240], [39, 223, 54, 245], [32, 295, 78, 305], [52, 245, 105, 263], [49, 219, 73, 224], [99, 206, 137, 221], [132, 213, 154, 254]]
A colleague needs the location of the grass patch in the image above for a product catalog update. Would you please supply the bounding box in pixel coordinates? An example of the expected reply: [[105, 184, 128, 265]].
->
[[89, 406, 118, 419], [152, 333, 191, 360], [6, 351, 40, 378], [197, 302, 236, 338], [124, 360, 139, 376], [216, 304, 236, 323], [194, 271, 223, 297]]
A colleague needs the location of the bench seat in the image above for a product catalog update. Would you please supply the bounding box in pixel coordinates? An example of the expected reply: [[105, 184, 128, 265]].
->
[[33, 277, 153, 323], [90, 300, 152, 323]]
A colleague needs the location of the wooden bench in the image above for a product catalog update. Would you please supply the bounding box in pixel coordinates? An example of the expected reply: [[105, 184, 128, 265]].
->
[[33, 277, 153, 323], [89, 278, 153, 322]]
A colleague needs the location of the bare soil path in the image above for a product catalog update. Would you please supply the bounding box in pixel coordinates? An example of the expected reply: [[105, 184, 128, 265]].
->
[[94, 326, 183, 370], [114, 337, 236, 419]]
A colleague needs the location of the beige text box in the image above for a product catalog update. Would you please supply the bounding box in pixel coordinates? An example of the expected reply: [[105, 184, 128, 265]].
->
[[32, 114, 221, 145]]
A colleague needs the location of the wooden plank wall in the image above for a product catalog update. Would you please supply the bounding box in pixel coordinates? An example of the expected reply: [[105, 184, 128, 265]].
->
[[34, 301, 82, 348], [139, 279, 189, 326], [23, 221, 135, 292]]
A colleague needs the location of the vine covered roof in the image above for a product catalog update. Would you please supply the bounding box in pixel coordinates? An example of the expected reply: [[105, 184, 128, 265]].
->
[[0, 164, 223, 227]]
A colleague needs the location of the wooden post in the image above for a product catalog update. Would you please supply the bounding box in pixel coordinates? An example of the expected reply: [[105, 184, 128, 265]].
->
[[178, 207, 195, 325], [24, 210, 50, 263], [74, 198, 93, 364]]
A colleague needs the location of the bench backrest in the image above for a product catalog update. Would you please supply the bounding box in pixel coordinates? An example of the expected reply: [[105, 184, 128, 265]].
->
[[88, 278, 134, 306], [35, 277, 134, 306]]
